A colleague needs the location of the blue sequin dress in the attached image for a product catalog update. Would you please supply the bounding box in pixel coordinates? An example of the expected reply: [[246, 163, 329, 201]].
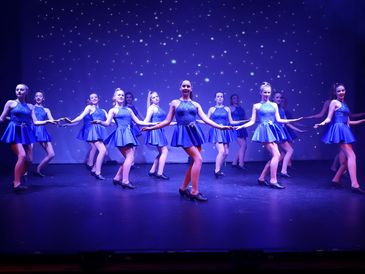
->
[[1, 102, 35, 144], [77, 108, 107, 142], [208, 107, 236, 144], [231, 105, 248, 138], [33, 106, 51, 142], [322, 101, 355, 144], [171, 100, 206, 148], [252, 102, 286, 143], [104, 107, 139, 147], [145, 106, 168, 147]]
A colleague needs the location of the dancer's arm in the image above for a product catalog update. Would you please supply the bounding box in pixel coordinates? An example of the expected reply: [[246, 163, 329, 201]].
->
[[235, 104, 257, 129]]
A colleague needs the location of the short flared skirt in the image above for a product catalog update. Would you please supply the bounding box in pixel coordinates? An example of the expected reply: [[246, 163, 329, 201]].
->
[[77, 124, 107, 142], [171, 124, 206, 148], [322, 123, 356, 144], [208, 128, 236, 144], [1, 122, 36, 145], [34, 126, 52, 142], [145, 128, 168, 147], [104, 126, 139, 147], [276, 124, 294, 143], [252, 123, 286, 143]]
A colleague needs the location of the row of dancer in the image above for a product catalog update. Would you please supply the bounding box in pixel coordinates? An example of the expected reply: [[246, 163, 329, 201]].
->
[[1, 81, 365, 200]]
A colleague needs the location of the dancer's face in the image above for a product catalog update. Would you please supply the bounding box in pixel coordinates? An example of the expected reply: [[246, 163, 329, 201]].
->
[[273, 93, 282, 105], [180, 80, 192, 98], [231, 95, 239, 105], [125, 94, 133, 104], [335, 85, 346, 101], [215, 92, 224, 105], [34, 92, 45, 104], [150, 92, 160, 105], [89, 93, 99, 105], [260, 86, 271, 99], [15, 84, 28, 98], [114, 90, 125, 104]]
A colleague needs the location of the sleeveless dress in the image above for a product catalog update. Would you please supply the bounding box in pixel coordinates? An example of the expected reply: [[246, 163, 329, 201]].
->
[[128, 105, 142, 137], [77, 108, 107, 142], [145, 106, 168, 147], [33, 106, 52, 142], [104, 107, 139, 147], [231, 105, 248, 138], [208, 107, 236, 144], [1, 102, 36, 144], [252, 102, 286, 143], [171, 100, 206, 148], [322, 101, 356, 144], [274, 107, 295, 142]]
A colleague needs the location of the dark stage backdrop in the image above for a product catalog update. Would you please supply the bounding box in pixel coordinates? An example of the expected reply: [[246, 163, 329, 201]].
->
[[19, 0, 358, 164]]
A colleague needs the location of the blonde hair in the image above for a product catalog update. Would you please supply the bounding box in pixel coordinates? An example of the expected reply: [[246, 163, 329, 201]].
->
[[260, 81, 271, 92], [146, 91, 158, 110], [112, 88, 124, 106]]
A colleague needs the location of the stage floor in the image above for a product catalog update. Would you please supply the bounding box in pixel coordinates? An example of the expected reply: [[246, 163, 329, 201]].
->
[[1, 160, 365, 256]]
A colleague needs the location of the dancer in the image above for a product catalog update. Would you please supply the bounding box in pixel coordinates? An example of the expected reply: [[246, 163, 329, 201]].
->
[[66, 93, 108, 180], [314, 83, 365, 194], [92, 88, 154, 189], [0, 84, 55, 191], [32, 91, 65, 177], [142, 80, 232, 202], [207, 92, 245, 177], [235, 82, 302, 189], [144, 91, 170, 180], [229, 93, 248, 170], [306, 84, 365, 171], [272, 91, 305, 177]]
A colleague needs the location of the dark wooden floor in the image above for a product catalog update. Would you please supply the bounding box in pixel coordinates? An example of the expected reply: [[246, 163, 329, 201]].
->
[[1, 161, 365, 272]]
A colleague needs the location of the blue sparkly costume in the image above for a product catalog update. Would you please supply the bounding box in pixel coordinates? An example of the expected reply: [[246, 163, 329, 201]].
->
[[171, 100, 206, 148], [322, 101, 355, 144], [33, 106, 51, 142], [274, 107, 295, 142], [145, 106, 168, 147], [104, 107, 139, 147], [252, 102, 286, 143], [77, 108, 107, 142], [1, 102, 35, 144], [208, 107, 236, 144], [231, 105, 248, 138]]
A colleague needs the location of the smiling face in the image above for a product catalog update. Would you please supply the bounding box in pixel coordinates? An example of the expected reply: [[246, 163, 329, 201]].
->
[[125, 93, 134, 105], [180, 80, 192, 98], [260, 85, 271, 100], [335, 85, 346, 101], [113, 89, 125, 105], [89, 93, 99, 105]]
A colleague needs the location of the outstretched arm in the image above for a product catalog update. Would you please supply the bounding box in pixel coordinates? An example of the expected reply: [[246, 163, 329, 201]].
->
[[141, 101, 176, 131], [274, 103, 302, 124], [314, 100, 338, 128], [349, 119, 365, 126], [305, 100, 330, 119], [226, 106, 248, 125], [236, 104, 256, 129], [286, 123, 306, 132]]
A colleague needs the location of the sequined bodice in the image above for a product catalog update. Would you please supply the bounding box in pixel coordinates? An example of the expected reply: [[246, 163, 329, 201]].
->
[[333, 101, 350, 124], [34, 106, 47, 121], [257, 102, 276, 123], [10, 102, 33, 125], [114, 107, 132, 128], [151, 106, 166, 123], [175, 100, 197, 125], [91, 108, 106, 121], [211, 107, 229, 125]]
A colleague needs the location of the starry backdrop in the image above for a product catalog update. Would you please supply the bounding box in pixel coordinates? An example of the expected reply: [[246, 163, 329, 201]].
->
[[20, 0, 357, 164]]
